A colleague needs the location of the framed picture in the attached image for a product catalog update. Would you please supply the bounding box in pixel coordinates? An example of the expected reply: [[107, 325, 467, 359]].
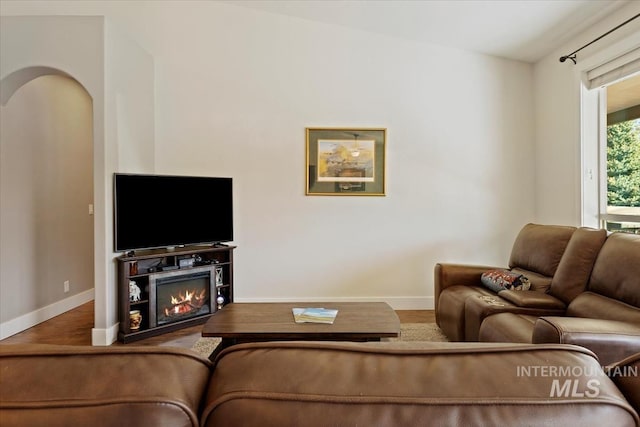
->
[[306, 127, 386, 196]]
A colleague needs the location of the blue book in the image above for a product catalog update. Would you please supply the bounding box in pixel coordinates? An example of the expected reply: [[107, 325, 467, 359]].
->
[[292, 307, 339, 324]]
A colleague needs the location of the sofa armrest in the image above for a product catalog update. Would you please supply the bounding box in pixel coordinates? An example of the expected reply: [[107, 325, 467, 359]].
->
[[532, 317, 640, 366], [434, 263, 502, 313], [609, 352, 640, 414], [498, 290, 566, 310]]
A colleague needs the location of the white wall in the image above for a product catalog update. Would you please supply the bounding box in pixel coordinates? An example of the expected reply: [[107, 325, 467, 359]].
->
[[533, 2, 640, 225], [1, 2, 535, 331], [98, 18, 155, 344], [145, 3, 534, 306]]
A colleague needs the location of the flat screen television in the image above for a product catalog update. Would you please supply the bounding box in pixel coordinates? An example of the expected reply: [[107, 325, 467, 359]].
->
[[114, 173, 233, 252]]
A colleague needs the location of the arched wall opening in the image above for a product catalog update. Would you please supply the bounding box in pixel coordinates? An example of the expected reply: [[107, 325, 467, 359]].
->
[[1, 68, 95, 337]]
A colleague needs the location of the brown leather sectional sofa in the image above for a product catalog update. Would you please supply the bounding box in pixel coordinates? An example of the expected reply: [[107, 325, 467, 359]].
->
[[435, 223, 640, 366], [2, 223, 638, 426], [1, 341, 639, 426]]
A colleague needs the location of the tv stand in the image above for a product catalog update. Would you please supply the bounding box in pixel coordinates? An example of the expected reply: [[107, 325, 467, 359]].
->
[[117, 245, 236, 343]]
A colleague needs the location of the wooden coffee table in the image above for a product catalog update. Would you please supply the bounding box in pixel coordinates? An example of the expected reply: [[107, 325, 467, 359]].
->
[[202, 302, 400, 360]]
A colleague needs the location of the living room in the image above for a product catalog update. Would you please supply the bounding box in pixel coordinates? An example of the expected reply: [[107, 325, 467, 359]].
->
[[0, 1, 639, 341], [1, 2, 640, 425]]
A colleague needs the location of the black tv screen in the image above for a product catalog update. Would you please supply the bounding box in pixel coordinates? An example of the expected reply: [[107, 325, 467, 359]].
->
[[114, 174, 233, 251]]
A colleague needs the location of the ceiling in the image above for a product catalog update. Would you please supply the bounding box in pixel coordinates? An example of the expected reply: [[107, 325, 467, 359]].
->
[[230, 0, 632, 63]]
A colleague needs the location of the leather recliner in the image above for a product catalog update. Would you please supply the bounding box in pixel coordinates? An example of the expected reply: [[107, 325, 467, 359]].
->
[[435, 223, 607, 341], [480, 231, 640, 366]]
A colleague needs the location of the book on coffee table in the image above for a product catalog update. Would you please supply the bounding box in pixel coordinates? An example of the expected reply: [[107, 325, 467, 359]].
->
[[292, 308, 338, 324]]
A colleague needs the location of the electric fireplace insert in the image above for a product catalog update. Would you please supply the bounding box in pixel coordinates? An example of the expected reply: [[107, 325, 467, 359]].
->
[[148, 266, 215, 328]]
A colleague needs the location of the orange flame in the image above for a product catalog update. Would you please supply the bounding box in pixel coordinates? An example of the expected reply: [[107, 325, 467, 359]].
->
[[164, 288, 207, 317]]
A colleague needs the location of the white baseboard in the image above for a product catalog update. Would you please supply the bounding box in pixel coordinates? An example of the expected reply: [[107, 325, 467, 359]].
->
[[91, 322, 119, 346], [234, 296, 434, 310], [0, 288, 94, 340]]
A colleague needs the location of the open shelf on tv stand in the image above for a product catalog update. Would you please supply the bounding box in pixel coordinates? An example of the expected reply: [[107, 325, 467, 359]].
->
[[117, 245, 236, 343]]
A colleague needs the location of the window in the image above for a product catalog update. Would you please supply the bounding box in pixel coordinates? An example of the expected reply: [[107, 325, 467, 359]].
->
[[601, 74, 640, 234]]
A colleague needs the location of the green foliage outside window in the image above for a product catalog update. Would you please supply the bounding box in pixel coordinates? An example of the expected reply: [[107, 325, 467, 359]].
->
[[607, 119, 640, 207]]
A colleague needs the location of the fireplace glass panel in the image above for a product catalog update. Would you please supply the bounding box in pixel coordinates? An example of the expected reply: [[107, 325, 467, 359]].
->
[[154, 271, 211, 326]]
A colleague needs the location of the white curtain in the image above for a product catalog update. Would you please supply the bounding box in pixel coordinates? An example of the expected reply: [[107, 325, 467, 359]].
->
[[586, 47, 640, 89]]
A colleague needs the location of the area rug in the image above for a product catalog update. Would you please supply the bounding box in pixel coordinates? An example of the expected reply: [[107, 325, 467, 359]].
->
[[190, 323, 448, 357], [392, 322, 449, 342]]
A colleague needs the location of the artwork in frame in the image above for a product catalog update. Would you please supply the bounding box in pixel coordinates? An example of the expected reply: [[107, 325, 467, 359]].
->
[[306, 127, 386, 196]]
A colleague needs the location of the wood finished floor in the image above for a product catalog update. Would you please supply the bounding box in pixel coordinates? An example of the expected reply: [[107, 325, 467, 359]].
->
[[0, 301, 435, 348]]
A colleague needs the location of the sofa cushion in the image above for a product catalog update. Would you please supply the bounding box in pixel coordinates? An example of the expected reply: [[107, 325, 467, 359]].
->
[[479, 313, 538, 342], [202, 341, 639, 427], [588, 232, 640, 308], [568, 292, 640, 323], [533, 317, 640, 366], [0, 344, 212, 427], [548, 227, 607, 304], [508, 223, 575, 278]]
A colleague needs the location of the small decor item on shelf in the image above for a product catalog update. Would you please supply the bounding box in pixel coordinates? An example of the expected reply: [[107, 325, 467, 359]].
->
[[215, 267, 223, 287], [216, 292, 225, 310], [129, 310, 142, 330], [129, 261, 138, 276], [129, 280, 142, 302]]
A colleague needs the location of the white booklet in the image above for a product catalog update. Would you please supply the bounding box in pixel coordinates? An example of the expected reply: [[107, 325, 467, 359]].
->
[[292, 307, 339, 324]]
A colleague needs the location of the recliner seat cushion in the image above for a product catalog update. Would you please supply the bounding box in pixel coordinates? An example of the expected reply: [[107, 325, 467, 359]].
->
[[532, 316, 640, 366], [479, 313, 538, 342], [567, 292, 640, 323]]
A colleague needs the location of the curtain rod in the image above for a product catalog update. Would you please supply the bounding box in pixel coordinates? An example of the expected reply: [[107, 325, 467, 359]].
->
[[559, 13, 640, 64]]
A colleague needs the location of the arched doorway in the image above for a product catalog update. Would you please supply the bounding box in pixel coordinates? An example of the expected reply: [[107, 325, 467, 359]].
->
[[1, 68, 94, 335]]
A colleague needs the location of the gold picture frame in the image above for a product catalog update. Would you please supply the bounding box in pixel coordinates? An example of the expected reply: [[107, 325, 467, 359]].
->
[[306, 127, 386, 196]]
